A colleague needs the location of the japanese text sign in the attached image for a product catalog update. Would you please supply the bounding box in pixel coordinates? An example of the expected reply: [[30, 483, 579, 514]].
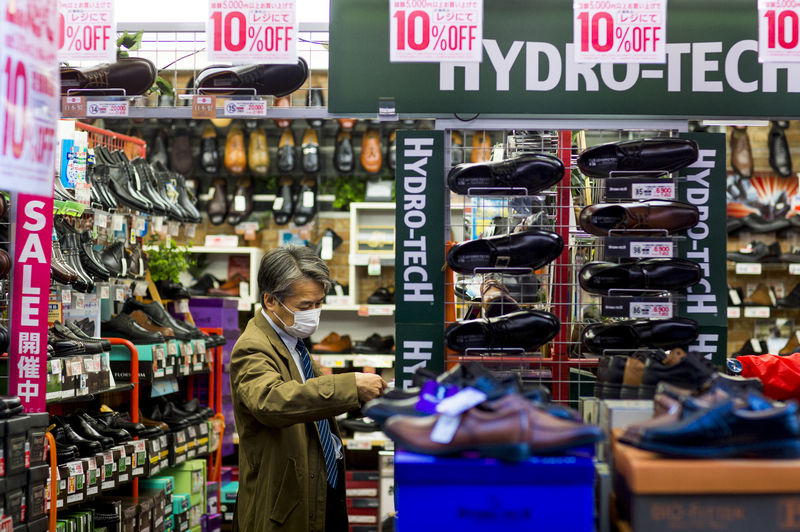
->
[[0, 0, 59, 196], [58, 0, 116, 63], [10, 195, 54, 412], [389, 0, 483, 63], [758, 0, 800, 62], [573, 0, 667, 63], [207, 0, 298, 65]]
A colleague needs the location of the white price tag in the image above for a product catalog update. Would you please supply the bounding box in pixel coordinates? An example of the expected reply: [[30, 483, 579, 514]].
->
[[302, 190, 315, 208], [99, 284, 110, 299], [114, 287, 125, 302], [94, 211, 108, 229], [62, 289, 72, 305], [152, 216, 165, 233], [631, 182, 676, 199], [630, 241, 673, 258], [346, 439, 372, 450], [58, 0, 117, 63], [169, 221, 180, 236], [223, 100, 268, 117], [272, 197, 284, 211], [573, 0, 666, 64], [85, 101, 129, 117], [729, 288, 742, 306], [234, 195, 246, 212], [744, 306, 771, 318], [368, 256, 381, 276], [134, 216, 146, 232], [759, 0, 800, 62], [736, 263, 762, 275], [320, 235, 334, 261], [789, 263, 800, 275], [430, 414, 462, 444], [368, 305, 394, 316], [177, 299, 190, 313], [133, 281, 148, 297], [208, 1, 298, 64], [185, 224, 197, 238], [727, 306, 741, 319], [389, 1, 483, 63], [435, 387, 488, 416], [75, 292, 85, 310], [111, 214, 124, 231], [629, 301, 673, 319]]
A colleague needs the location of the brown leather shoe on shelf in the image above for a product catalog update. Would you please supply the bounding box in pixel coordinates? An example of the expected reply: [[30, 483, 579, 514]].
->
[[273, 96, 292, 129], [361, 128, 382, 173], [471, 131, 492, 163], [311, 332, 353, 354], [248, 128, 269, 176], [60, 57, 156, 96], [579, 200, 700, 236], [620, 355, 646, 399], [208, 273, 247, 297], [137, 411, 170, 431], [780, 331, 800, 355], [128, 310, 176, 338], [480, 279, 519, 318], [224, 124, 247, 175], [730, 126, 753, 178], [745, 283, 777, 306]]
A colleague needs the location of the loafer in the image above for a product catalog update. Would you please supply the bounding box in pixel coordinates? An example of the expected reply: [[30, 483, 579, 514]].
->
[[579, 258, 702, 295], [196, 58, 308, 97], [293, 176, 317, 226], [730, 126, 753, 178], [445, 310, 560, 352], [272, 176, 295, 225], [769, 121, 793, 177], [277, 128, 297, 173], [207, 178, 229, 226], [51, 241, 79, 284], [577, 138, 699, 178], [361, 128, 382, 173], [448, 154, 565, 195], [60, 57, 156, 96], [471, 131, 492, 163], [75, 411, 131, 444], [248, 128, 269, 176], [582, 317, 699, 354], [224, 124, 247, 175], [200, 124, 220, 174], [64, 321, 112, 351], [131, 159, 172, 216], [311, 332, 353, 354], [334, 129, 355, 173], [101, 314, 166, 345], [301, 127, 321, 174], [579, 200, 699, 236], [170, 128, 193, 175], [446, 229, 563, 275], [227, 176, 255, 226]]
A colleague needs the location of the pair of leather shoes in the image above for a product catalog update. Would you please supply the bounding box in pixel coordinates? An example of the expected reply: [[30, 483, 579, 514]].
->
[[446, 229, 564, 274], [210, 176, 256, 226], [353, 334, 395, 354], [196, 58, 308, 97], [272, 176, 317, 226], [50, 321, 105, 353], [60, 57, 156, 96], [582, 318, 699, 355], [448, 154, 564, 195], [579, 200, 699, 236], [122, 298, 204, 341], [577, 138, 699, 178], [101, 313, 166, 345], [311, 332, 353, 354], [579, 258, 702, 295], [445, 310, 560, 353], [189, 273, 224, 295], [97, 407, 163, 439], [207, 273, 246, 297]]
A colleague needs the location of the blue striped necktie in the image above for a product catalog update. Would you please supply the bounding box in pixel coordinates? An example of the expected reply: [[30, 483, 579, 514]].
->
[[296, 339, 338, 488]]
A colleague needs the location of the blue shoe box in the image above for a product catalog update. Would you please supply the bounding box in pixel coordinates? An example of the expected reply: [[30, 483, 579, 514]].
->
[[395, 451, 595, 532]]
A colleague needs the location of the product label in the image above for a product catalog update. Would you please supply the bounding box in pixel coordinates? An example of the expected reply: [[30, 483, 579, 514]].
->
[[390, 0, 483, 62], [207, 0, 298, 64]]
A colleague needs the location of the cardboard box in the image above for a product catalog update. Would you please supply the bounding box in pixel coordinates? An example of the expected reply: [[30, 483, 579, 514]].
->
[[599, 400, 653, 463], [27, 464, 49, 522], [164, 459, 207, 510], [4, 472, 25, 523], [28, 412, 49, 467], [613, 430, 800, 532], [4, 415, 31, 476], [169, 430, 188, 466], [61, 460, 86, 506]]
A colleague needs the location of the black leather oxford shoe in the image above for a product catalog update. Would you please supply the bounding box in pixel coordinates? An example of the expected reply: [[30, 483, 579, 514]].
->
[[577, 138, 699, 178], [448, 154, 565, 195], [446, 230, 563, 274], [579, 258, 702, 295], [445, 310, 560, 352], [582, 317, 699, 354], [101, 314, 166, 345], [196, 58, 308, 97], [121, 299, 203, 340]]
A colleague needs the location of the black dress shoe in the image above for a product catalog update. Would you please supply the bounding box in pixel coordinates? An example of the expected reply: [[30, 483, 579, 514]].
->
[[65, 321, 112, 351], [577, 138, 699, 178], [51, 322, 105, 353], [366, 287, 394, 304], [68, 415, 114, 450], [277, 128, 297, 173], [227, 176, 255, 226], [732, 338, 769, 356], [769, 121, 793, 178], [75, 411, 131, 444], [0, 326, 8, 354], [201, 124, 220, 174], [131, 158, 173, 216], [301, 128, 321, 174], [293, 177, 317, 226], [582, 318, 699, 354], [595, 355, 627, 399], [170, 128, 193, 175], [100, 241, 125, 277], [353, 334, 395, 354], [779, 282, 800, 308], [78, 231, 112, 281], [156, 280, 190, 300], [51, 422, 102, 457], [727, 241, 782, 263], [272, 177, 295, 225], [189, 273, 223, 296], [181, 398, 214, 419], [196, 58, 309, 97], [334, 130, 354, 173], [207, 178, 228, 225], [740, 213, 791, 233], [448, 154, 564, 195], [444, 310, 560, 352], [579, 258, 702, 295], [174, 173, 203, 224], [727, 217, 744, 233], [59, 234, 95, 293], [638, 351, 714, 399], [49, 332, 88, 357], [97, 411, 163, 439], [100, 163, 152, 212], [101, 314, 166, 345], [148, 130, 169, 167], [121, 298, 202, 340], [306, 88, 325, 128], [446, 229, 563, 274]]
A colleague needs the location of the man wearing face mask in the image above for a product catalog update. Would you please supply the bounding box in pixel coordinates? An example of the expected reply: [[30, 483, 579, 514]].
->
[[230, 245, 387, 532]]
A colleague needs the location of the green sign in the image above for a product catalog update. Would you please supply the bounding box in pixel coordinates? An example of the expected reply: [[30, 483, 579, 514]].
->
[[330, 0, 800, 118], [395, 130, 446, 388], [677, 132, 728, 366]]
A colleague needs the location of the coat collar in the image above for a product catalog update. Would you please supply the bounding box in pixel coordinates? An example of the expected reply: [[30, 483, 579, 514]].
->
[[254, 310, 294, 364]]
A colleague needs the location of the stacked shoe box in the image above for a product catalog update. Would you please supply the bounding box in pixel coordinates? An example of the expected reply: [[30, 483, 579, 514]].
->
[[109, 340, 167, 384], [41, 355, 113, 401], [163, 460, 207, 532], [219, 481, 238, 524], [27, 413, 50, 532], [0, 411, 32, 530], [140, 477, 174, 532], [172, 492, 190, 531], [141, 488, 167, 532], [205, 481, 222, 532], [56, 509, 94, 532], [345, 470, 380, 531]]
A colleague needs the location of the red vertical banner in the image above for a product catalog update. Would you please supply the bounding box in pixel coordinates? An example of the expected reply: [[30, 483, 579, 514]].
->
[[9, 194, 54, 412]]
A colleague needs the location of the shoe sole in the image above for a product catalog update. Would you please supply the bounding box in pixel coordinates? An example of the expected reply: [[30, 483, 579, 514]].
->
[[637, 385, 656, 399], [629, 437, 800, 459], [597, 383, 622, 400], [620, 384, 641, 400]]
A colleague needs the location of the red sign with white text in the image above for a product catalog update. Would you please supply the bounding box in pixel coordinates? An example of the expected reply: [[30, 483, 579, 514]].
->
[[0, 0, 59, 196], [759, 0, 800, 62], [573, 1, 667, 64], [57, 0, 116, 63], [389, 0, 483, 63], [9, 195, 54, 412], [208, 0, 298, 65]]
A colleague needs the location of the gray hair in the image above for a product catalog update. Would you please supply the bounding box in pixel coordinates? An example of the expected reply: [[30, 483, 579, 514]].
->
[[258, 245, 331, 302]]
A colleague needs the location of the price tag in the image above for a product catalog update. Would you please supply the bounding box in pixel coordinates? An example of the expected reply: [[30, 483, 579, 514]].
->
[[61, 289, 72, 305], [790, 263, 800, 275], [744, 306, 771, 318], [630, 301, 673, 319], [133, 281, 148, 297], [223, 100, 267, 117], [94, 210, 108, 229], [346, 439, 372, 451], [134, 216, 146, 233], [192, 95, 216, 118], [759, 0, 800, 62], [151, 216, 164, 233], [368, 305, 394, 316], [736, 263, 762, 275], [234, 195, 246, 211], [176, 299, 190, 313], [630, 241, 674, 258], [85, 101, 129, 117], [99, 284, 110, 299], [631, 182, 676, 199], [75, 292, 85, 311], [302, 190, 315, 208], [111, 214, 124, 232], [272, 197, 284, 211], [114, 287, 126, 302], [368, 256, 381, 276], [321, 235, 334, 260], [573, 0, 666, 63], [61, 96, 86, 118], [436, 388, 487, 416], [727, 306, 741, 319], [208, 1, 297, 64], [389, 1, 483, 63], [57, 0, 116, 62], [169, 221, 180, 236], [185, 224, 197, 238]]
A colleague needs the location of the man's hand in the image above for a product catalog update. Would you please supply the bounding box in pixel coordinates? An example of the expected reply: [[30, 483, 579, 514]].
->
[[355, 373, 387, 402]]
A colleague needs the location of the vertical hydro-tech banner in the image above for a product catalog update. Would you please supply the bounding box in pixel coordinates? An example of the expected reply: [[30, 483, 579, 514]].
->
[[395, 131, 445, 389], [678, 133, 727, 366]]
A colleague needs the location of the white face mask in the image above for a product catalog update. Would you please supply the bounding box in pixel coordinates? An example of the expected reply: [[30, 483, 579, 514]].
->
[[275, 300, 322, 338]]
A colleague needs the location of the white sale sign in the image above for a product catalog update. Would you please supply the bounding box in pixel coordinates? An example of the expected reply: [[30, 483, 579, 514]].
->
[[58, 0, 116, 63], [389, 0, 483, 63], [573, 0, 667, 63], [207, 0, 297, 65], [758, 0, 800, 62], [0, 0, 59, 196]]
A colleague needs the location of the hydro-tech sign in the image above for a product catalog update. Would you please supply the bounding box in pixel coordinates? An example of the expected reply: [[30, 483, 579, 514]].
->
[[9, 195, 54, 412], [330, 0, 800, 117], [395, 131, 445, 389]]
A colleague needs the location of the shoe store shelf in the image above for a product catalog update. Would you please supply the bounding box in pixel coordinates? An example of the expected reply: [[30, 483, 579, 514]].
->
[[727, 262, 800, 274], [321, 304, 395, 315], [45, 383, 137, 405], [311, 354, 395, 368], [197, 193, 336, 204], [343, 437, 394, 451]]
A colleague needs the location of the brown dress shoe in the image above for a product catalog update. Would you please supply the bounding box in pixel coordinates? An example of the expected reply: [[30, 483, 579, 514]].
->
[[224, 124, 247, 175], [579, 200, 700, 236], [273, 96, 292, 129], [730, 126, 753, 178], [780, 331, 800, 355], [311, 332, 353, 354], [384, 394, 603, 458], [207, 273, 247, 297], [745, 283, 777, 306], [621, 355, 646, 399], [248, 129, 269, 176], [60, 57, 156, 96], [361, 129, 382, 173], [128, 310, 176, 338], [480, 279, 520, 318], [471, 131, 492, 163]]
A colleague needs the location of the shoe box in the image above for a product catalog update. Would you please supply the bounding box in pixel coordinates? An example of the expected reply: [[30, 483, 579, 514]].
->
[[165, 339, 180, 377], [43, 355, 112, 401], [346, 470, 379, 528], [185, 425, 197, 460], [82, 455, 101, 498], [613, 431, 800, 532], [206, 512, 222, 532], [168, 429, 188, 466], [206, 481, 218, 515], [141, 488, 167, 532], [184, 422, 210, 461], [0, 414, 31, 477], [27, 464, 49, 523], [26, 515, 48, 532], [163, 459, 207, 513], [141, 476, 174, 529], [110, 341, 168, 384], [130, 438, 148, 478], [28, 412, 49, 468], [172, 493, 190, 531], [597, 400, 654, 464], [146, 436, 164, 477], [56, 509, 94, 532], [1, 472, 27, 524], [219, 481, 238, 523], [394, 450, 595, 531]]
